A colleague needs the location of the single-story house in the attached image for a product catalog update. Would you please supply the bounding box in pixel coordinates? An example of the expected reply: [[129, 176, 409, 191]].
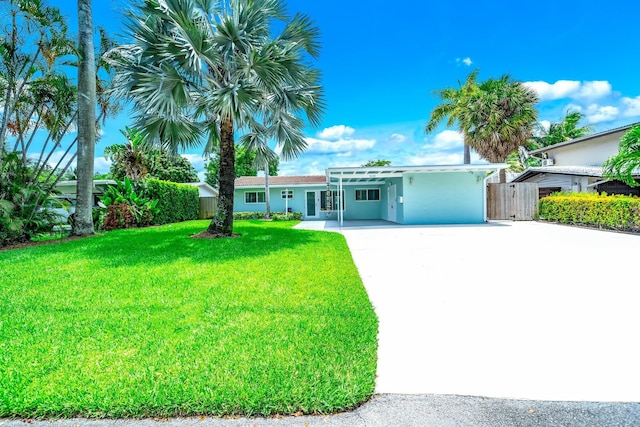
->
[[512, 122, 640, 197], [234, 164, 507, 224]]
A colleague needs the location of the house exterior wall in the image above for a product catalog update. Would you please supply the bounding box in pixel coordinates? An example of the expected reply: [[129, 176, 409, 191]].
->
[[401, 172, 486, 224], [544, 132, 622, 166], [233, 185, 322, 215], [521, 173, 598, 193], [341, 185, 384, 220]]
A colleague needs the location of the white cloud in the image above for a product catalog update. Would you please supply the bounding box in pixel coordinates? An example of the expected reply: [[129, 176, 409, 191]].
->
[[524, 80, 612, 102], [575, 81, 612, 100], [316, 125, 355, 141], [181, 153, 205, 172], [305, 136, 376, 154], [584, 104, 619, 123], [455, 57, 473, 66], [524, 80, 581, 101], [423, 130, 464, 151], [94, 156, 112, 173], [387, 133, 407, 143], [622, 96, 640, 117]]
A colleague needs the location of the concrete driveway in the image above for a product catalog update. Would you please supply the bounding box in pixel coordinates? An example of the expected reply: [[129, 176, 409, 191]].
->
[[297, 220, 640, 402]]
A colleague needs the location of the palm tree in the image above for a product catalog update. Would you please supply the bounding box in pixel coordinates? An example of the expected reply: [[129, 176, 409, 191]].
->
[[74, 0, 97, 236], [530, 110, 593, 150], [104, 127, 148, 181], [461, 74, 539, 182], [109, 0, 324, 236], [603, 124, 640, 187], [425, 70, 479, 164]]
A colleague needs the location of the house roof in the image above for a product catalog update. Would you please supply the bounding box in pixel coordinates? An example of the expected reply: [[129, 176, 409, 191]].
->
[[326, 164, 508, 184], [513, 165, 640, 182], [235, 175, 327, 187], [529, 122, 640, 155], [183, 182, 218, 196]]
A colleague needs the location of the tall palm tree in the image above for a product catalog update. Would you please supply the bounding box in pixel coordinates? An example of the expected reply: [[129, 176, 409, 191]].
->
[[425, 70, 479, 164], [74, 0, 96, 236], [109, 0, 324, 236], [603, 124, 640, 187], [461, 74, 539, 182]]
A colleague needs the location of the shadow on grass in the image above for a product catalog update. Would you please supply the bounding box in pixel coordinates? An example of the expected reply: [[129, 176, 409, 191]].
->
[[1, 220, 328, 269]]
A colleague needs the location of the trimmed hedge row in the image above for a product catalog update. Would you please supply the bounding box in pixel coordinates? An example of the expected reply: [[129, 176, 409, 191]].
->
[[145, 179, 199, 225], [233, 211, 303, 221], [539, 192, 640, 232]]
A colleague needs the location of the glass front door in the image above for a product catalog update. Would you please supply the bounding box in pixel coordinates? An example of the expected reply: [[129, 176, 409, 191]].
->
[[306, 191, 317, 218]]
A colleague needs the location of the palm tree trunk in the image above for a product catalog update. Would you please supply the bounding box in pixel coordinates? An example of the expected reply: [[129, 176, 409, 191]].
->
[[463, 141, 471, 164], [264, 159, 271, 219], [73, 0, 96, 236], [208, 117, 235, 235]]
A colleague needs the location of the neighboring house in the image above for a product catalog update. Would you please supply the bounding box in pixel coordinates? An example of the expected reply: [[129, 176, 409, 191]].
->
[[234, 164, 506, 224], [183, 182, 219, 219], [512, 122, 640, 197]]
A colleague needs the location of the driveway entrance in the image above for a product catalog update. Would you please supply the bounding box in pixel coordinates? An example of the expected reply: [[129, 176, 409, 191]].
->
[[301, 220, 640, 402]]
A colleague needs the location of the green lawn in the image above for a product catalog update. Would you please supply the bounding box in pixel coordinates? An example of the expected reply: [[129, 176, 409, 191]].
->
[[0, 220, 378, 418]]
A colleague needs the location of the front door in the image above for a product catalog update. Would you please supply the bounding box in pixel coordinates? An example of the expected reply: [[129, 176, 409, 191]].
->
[[388, 184, 397, 222], [305, 191, 318, 218]]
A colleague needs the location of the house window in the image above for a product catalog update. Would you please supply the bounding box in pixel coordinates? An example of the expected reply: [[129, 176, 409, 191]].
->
[[245, 191, 266, 204], [281, 190, 294, 199], [321, 190, 344, 211], [355, 188, 380, 201]]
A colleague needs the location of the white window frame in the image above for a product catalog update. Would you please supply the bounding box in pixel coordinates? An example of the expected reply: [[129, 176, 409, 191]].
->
[[245, 191, 266, 204], [355, 188, 381, 202], [281, 190, 294, 199]]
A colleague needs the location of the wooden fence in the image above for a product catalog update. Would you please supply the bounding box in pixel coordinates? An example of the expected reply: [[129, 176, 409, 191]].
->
[[487, 183, 539, 221], [198, 197, 218, 219]]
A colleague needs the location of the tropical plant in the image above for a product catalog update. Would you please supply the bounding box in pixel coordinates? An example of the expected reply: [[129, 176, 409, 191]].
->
[[461, 74, 539, 182], [108, 0, 325, 236], [603, 124, 640, 187], [74, 0, 97, 236], [98, 177, 159, 229], [104, 126, 148, 181], [425, 70, 479, 164], [0, 0, 119, 243]]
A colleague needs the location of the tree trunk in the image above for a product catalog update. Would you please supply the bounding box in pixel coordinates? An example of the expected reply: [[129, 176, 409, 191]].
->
[[463, 141, 471, 165], [264, 159, 271, 219], [208, 117, 235, 235], [73, 0, 96, 236]]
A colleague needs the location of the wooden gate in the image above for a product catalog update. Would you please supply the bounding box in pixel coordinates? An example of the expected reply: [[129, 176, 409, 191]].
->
[[199, 197, 218, 219], [487, 183, 539, 220]]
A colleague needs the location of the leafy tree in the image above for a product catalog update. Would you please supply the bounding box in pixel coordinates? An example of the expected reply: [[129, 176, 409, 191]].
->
[[425, 70, 479, 164], [74, 0, 97, 236], [109, 0, 324, 236], [106, 127, 199, 183], [205, 146, 278, 188], [603, 124, 640, 187], [461, 74, 539, 182], [362, 159, 391, 167]]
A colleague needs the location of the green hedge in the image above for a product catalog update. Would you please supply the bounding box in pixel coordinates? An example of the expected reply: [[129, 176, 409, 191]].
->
[[145, 179, 199, 225], [539, 192, 640, 232], [233, 211, 302, 221]]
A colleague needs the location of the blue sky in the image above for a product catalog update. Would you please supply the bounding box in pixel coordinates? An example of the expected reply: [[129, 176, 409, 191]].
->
[[51, 0, 640, 178]]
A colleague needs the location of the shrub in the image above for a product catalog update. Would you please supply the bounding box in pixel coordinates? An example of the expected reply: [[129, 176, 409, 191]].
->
[[233, 211, 302, 221], [539, 192, 640, 232], [144, 179, 199, 225]]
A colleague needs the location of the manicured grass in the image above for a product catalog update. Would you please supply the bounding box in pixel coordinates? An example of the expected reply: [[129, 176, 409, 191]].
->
[[0, 220, 378, 418]]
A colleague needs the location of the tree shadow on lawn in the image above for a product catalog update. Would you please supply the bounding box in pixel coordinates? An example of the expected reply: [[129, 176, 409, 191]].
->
[[33, 220, 331, 269]]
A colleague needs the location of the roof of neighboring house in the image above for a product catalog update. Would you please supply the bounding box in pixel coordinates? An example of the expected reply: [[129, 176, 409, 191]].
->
[[183, 182, 218, 197], [235, 175, 327, 187], [529, 122, 640, 155], [512, 166, 606, 182]]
